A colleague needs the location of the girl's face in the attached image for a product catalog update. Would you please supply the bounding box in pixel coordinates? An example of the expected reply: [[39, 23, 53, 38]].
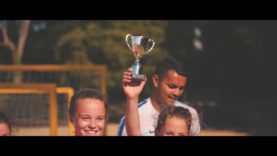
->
[[156, 116, 189, 136], [71, 98, 106, 136]]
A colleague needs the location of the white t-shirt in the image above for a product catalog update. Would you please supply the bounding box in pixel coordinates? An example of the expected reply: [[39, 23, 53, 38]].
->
[[118, 98, 201, 136]]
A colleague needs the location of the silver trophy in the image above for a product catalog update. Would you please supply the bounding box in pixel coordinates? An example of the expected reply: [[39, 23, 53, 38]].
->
[[126, 34, 155, 80]]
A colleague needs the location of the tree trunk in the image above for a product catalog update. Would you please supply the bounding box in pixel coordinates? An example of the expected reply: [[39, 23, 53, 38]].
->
[[13, 20, 31, 83], [0, 20, 31, 83]]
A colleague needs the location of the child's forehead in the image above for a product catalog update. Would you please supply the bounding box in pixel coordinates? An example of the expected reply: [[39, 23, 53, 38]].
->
[[75, 99, 106, 113]]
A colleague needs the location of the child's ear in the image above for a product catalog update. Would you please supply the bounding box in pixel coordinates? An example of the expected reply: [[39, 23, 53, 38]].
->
[[152, 74, 159, 88]]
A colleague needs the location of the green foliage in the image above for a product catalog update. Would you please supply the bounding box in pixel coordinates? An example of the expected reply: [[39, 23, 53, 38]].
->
[[55, 20, 169, 99]]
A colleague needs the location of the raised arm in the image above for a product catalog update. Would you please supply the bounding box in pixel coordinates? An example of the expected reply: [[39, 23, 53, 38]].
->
[[122, 68, 147, 136]]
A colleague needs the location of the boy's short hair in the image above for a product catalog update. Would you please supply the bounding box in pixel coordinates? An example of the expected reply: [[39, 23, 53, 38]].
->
[[154, 58, 189, 79]]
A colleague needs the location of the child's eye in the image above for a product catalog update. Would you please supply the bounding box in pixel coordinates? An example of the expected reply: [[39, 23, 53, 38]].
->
[[168, 84, 177, 89], [81, 116, 91, 120], [96, 117, 104, 121]]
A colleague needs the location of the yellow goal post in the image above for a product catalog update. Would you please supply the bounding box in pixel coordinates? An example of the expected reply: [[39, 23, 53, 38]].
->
[[0, 83, 75, 136]]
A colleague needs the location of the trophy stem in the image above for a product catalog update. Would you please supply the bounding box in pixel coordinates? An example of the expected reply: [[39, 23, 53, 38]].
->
[[131, 59, 144, 80], [132, 59, 141, 75]]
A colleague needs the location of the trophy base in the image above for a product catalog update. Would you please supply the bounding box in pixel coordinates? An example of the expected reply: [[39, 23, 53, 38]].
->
[[132, 74, 145, 81]]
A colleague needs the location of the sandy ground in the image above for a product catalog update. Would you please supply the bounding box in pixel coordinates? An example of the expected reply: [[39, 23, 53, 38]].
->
[[105, 123, 249, 136], [13, 123, 248, 136]]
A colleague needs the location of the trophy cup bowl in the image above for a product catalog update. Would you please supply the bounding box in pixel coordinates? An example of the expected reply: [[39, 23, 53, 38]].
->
[[125, 34, 155, 81]]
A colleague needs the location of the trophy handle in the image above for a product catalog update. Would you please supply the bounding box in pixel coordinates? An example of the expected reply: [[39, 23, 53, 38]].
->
[[145, 39, 155, 54], [125, 34, 132, 51]]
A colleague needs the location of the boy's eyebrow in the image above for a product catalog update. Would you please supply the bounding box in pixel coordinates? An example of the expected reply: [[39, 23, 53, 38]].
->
[[167, 84, 184, 88]]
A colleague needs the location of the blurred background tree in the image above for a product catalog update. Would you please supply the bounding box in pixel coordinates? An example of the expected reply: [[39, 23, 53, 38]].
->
[[54, 20, 168, 102], [0, 20, 30, 65], [1, 20, 276, 135], [0, 20, 31, 82]]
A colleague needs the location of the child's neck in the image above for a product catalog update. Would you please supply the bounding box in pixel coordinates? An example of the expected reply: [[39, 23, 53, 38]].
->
[[150, 92, 162, 112]]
